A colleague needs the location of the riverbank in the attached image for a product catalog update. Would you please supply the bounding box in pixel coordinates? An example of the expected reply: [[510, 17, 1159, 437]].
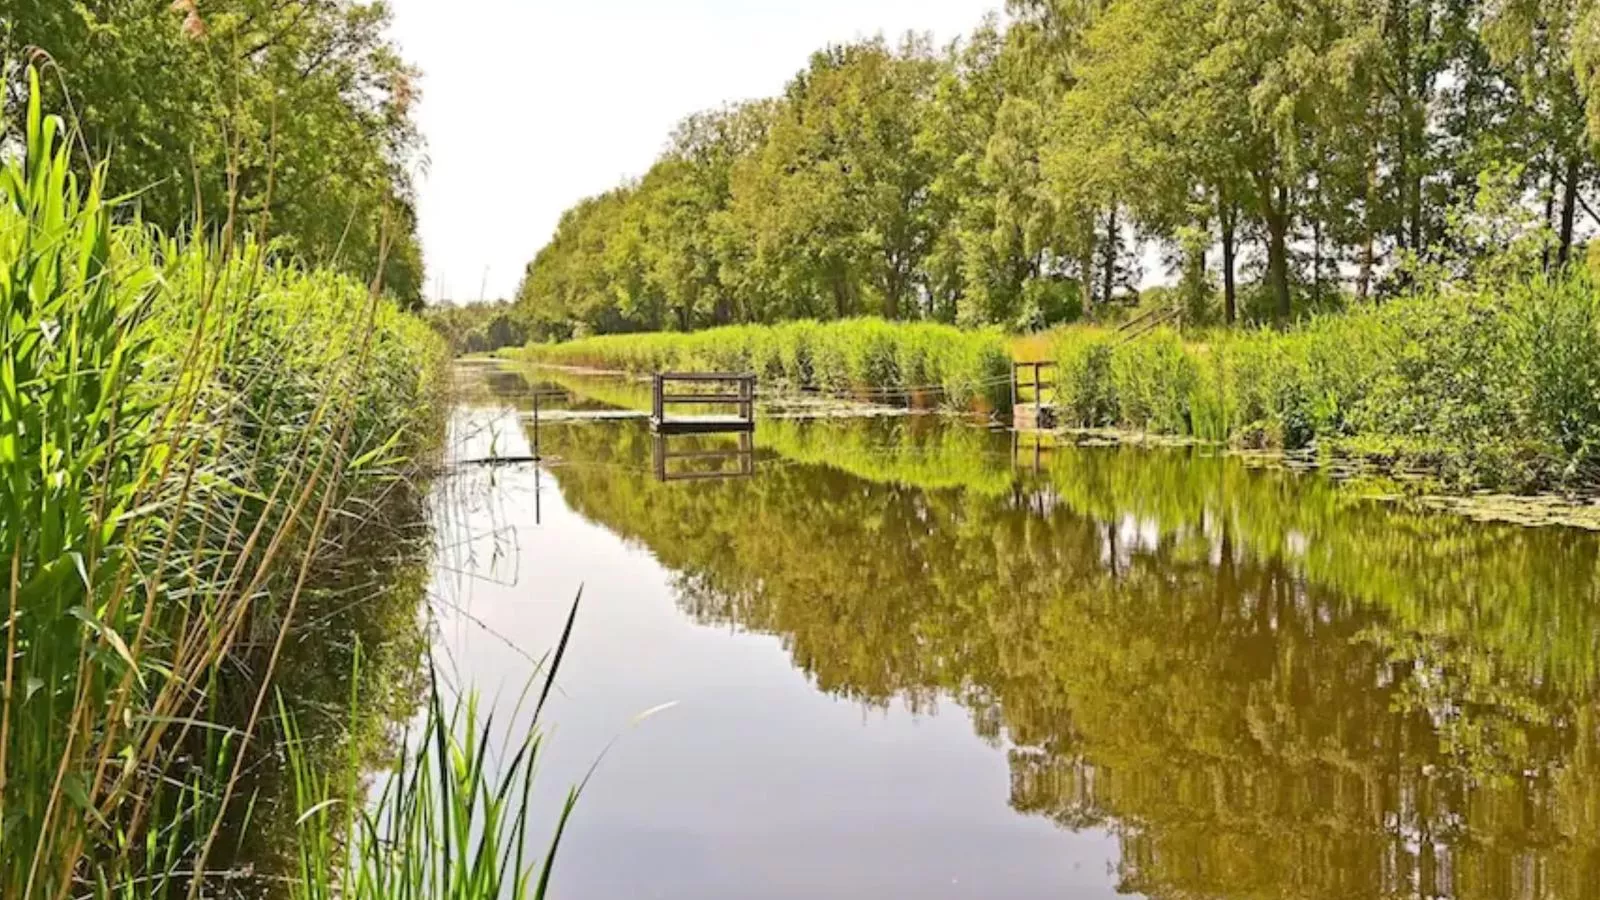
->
[[1048, 278, 1600, 491]]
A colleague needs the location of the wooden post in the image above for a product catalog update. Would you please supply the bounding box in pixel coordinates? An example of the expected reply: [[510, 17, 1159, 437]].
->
[[1033, 362, 1043, 426], [1010, 363, 1018, 415], [532, 389, 541, 461], [652, 373, 664, 422], [739, 374, 753, 423]]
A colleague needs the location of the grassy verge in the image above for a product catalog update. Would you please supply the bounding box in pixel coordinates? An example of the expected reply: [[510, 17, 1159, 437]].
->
[[1042, 281, 1600, 490], [517, 319, 1014, 413], [0, 69, 457, 897]]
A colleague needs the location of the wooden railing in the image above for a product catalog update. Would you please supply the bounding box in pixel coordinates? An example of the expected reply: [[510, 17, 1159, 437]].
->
[[1011, 361, 1058, 429], [650, 372, 756, 434]]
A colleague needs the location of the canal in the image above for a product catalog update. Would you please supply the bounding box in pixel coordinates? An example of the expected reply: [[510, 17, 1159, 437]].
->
[[432, 359, 1600, 900]]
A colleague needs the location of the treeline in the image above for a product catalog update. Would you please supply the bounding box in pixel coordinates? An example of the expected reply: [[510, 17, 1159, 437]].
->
[[517, 0, 1600, 338], [3, 0, 426, 304], [426, 300, 529, 355]]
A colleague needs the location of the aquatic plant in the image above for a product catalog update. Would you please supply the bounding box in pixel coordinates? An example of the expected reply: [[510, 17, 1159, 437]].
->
[[287, 604, 585, 900]]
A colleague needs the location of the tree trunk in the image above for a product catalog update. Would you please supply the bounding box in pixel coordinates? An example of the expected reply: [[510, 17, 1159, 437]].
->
[[1101, 204, 1119, 305], [1312, 212, 1322, 306], [1559, 151, 1581, 268], [1359, 154, 1375, 303], [1220, 198, 1238, 326], [1544, 159, 1558, 272], [1391, 0, 1429, 257], [1265, 184, 1291, 325], [1404, 0, 1427, 255], [1079, 231, 1097, 313]]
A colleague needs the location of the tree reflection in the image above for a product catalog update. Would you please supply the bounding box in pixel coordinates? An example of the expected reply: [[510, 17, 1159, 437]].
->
[[535, 415, 1600, 899]]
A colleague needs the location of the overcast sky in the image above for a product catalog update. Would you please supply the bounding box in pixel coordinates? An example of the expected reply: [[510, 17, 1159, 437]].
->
[[385, 0, 1000, 305]]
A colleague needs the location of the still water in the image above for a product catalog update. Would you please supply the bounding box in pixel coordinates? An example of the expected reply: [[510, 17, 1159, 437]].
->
[[435, 360, 1600, 899]]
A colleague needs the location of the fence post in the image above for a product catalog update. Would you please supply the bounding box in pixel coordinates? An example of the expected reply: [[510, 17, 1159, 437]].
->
[[1033, 362, 1043, 426]]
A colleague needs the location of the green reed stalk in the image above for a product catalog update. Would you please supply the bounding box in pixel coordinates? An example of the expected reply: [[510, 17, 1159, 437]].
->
[[287, 598, 587, 900]]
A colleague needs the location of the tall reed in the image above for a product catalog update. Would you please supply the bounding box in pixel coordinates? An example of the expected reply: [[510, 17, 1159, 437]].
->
[[1045, 280, 1600, 491], [0, 67, 447, 898]]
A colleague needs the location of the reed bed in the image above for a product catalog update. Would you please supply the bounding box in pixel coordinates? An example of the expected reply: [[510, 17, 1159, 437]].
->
[[0, 68, 512, 899], [518, 319, 1014, 413], [1045, 278, 1600, 489]]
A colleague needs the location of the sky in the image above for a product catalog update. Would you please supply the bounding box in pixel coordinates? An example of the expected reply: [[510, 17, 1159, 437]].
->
[[384, 0, 1002, 305]]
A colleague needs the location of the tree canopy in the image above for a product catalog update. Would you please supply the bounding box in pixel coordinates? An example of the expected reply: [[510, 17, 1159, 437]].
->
[[2, 0, 425, 305], [517, 0, 1600, 338]]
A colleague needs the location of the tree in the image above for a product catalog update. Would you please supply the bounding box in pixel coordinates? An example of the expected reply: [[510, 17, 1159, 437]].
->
[[728, 37, 945, 320], [3, 0, 426, 304]]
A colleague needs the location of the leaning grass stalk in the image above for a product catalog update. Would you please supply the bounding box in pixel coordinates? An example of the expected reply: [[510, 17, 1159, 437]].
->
[[188, 213, 394, 900]]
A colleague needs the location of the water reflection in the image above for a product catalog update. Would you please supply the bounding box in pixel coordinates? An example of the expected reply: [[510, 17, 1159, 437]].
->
[[476, 362, 1600, 900], [654, 432, 757, 482]]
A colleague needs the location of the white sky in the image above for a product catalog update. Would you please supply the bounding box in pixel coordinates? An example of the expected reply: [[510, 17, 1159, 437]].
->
[[385, 0, 1000, 305]]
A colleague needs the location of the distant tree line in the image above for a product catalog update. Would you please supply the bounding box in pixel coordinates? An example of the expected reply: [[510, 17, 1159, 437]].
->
[[517, 0, 1600, 339], [2, 0, 425, 306], [425, 301, 528, 355]]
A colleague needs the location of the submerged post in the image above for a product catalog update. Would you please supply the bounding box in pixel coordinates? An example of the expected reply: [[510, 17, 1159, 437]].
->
[[1033, 362, 1043, 426]]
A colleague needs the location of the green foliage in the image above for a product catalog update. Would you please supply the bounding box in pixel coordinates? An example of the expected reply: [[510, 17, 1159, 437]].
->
[[1109, 329, 1198, 434], [519, 318, 1013, 413], [426, 300, 529, 356], [1052, 328, 1119, 426], [513, 0, 1600, 340], [3, 0, 426, 305]]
